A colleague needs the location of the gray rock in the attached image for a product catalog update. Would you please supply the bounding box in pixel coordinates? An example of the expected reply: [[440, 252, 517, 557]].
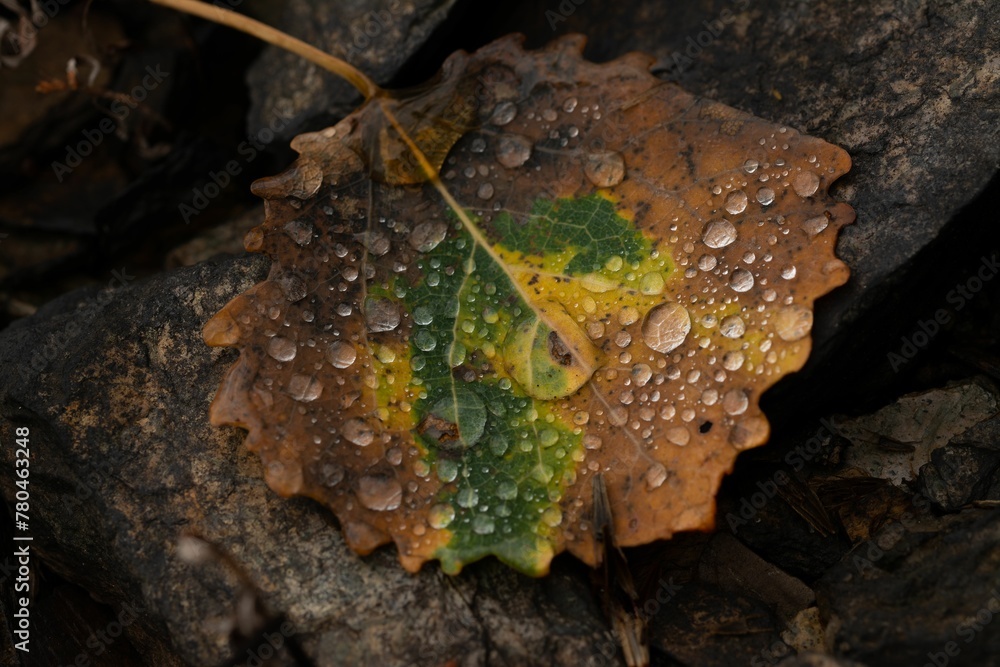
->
[[0, 255, 616, 666], [818, 509, 1000, 666], [246, 0, 458, 140], [919, 445, 1000, 511]]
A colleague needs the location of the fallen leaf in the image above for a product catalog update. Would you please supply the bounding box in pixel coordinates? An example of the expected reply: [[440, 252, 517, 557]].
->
[[204, 34, 854, 575]]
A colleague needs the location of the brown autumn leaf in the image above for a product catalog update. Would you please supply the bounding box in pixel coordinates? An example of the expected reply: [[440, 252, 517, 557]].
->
[[203, 34, 854, 576]]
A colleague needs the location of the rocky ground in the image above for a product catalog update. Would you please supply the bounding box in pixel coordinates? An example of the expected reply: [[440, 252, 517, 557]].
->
[[1, 0, 999, 665]]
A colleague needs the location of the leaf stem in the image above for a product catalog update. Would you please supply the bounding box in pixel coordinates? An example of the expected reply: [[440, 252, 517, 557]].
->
[[150, 0, 381, 100]]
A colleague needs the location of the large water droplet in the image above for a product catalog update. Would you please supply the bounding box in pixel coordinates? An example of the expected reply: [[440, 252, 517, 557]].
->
[[644, 463, 668, 490], [429, 503, 455, 529], [773, 305, 813, 341], [472, 514, 495, 535], [698, 254, 718, 271], [267, 336, 297, 362], [496, 134, 532, 168], [722, 350, 745, 371], [357, 475, 402, 511], [491, 101, 518, 126], [702, 220, 737, 248], [410, 221, 448, 252], [343, 418, 375, 447], [724, 190, 748, 215], [366, 298, 401, 332], [756, 187, 775, 206], [642, 302, 691, 353], [413, 306, 434, 326], [666, 426, 690, 446], [477, 183, 495, 200], [719, 315, 746, 338], [457, 487, 479, 508], [803, 214, 830, 236], [640, 272, 665, 295], [283, 219, 314, 246], [722, 389, 749, 416], [496, 477, 518, 500], [729, 268, 754, 293], [287, 374, 323, 401], [584, 150, 626, 187], [326, 341, 357, 369], [792, 171, 820, 197]]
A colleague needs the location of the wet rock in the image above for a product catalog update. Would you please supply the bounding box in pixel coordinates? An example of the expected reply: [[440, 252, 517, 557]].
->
[[0, 255, 615, 666], [246, 0, 459, 140], [919, 445, 1000, 511], [648, 582, 784, 666], [818, 509, 1000, 666], [698, 533, 815, 624]]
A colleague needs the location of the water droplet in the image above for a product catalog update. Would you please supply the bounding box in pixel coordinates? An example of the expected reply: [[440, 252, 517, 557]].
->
[[644, 463, 668, 489], [429, 503, 455, 529], [781, 265, 797, 280], [729, 268, 754, 293], [343, 418, 374, 447], [584, 150, 626, 187], [574, 410, 590, 425], [477, 183, 495, 200], [457, 487, 479, 508], [639, 272, 665, 295], [386, 447, 403, 466], [773, 305, 813, 341], [803, 214, 830, 236], [632, 363, 653, 387], [283, 219, 313, 245], [586, 321, 606, 339], [366, 298, 400, 332], [642, 302, 691, 353], [618, 306, 640, 326], [375, 346, 396, 364], [540, 429, 559, 447], [323, 341, 355, 370], [470, 137, 486, 153], [491, 101, 518, 126], [409, 221, 448, 252], [724, 190, 748, 215], [666, 426, 690, 446], [412, 306, 434, 326], [720, 315, 746, 338], [437, 459, 459, 483], [542, 506, 563, 527], [792, 171, 820, 197], [287, 374, 323, 401], [756, 187, 775, 206], [267, 336, 297, 361], [698, 254, 718, 271], [614, 330, 632, 348], [723, 350, 745, 371], [496, 134, 532, 168], [319, 463, 344, 487], [473, 514, 495, 535], [276, 274, 307, 302], [583, 434, 603, 450], [722, 389, 749, 416], [563, 97, 578, 112], [489, 434, 509, 456], [743, 158, 759, 174], [357, 475, 402, 511], [702, 220, 737, 248]]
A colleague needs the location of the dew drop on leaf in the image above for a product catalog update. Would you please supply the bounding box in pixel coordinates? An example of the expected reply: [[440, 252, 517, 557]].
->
[[641, 302, 691, 353]]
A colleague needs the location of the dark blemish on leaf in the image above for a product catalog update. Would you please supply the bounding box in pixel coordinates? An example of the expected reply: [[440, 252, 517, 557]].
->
[[419, 413, 460, 444], [548, 331, 573, 366]]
